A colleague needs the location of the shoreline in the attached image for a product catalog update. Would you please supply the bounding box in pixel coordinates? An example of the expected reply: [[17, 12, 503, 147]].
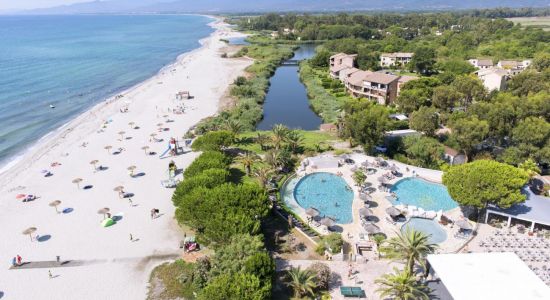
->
[[0, 16, 252, 299], [0, 15, 219, 178]]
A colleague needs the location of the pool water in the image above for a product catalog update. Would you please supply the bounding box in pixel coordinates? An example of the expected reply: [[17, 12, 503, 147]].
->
[[390, 178, 458, 212], [402, 218, 447, 244], [293, 172, 354, 224]]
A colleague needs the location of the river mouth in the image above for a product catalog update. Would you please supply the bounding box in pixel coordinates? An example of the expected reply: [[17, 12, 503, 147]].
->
[[256, 44, 322, 131]]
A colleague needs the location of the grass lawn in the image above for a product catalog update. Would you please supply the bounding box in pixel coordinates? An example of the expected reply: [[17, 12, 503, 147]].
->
[[507, 16, 550, 31], [234, 130, 338, 155]]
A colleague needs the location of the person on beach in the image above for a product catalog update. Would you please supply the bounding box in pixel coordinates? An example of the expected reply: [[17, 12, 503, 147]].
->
[[12, 257, 17, 267], [130, 234, 133, 241], [48, 270, 53, 279], [16, 255, 22, 266]]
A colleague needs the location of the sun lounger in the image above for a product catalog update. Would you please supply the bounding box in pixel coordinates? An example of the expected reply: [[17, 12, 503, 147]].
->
[[161, 179, 180, 188], [340, 286, 365, 298]]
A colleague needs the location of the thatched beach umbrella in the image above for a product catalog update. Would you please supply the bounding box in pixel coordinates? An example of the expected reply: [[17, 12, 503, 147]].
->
[[390, 164, 400, 172], [375, 157, 383, 162], [90, 160, 99, 171], [104, 145, 112, 154], [156, 123, 163, 128], [359, 207, 373, 217], [386, 206, 401, 217], [455, 219, 472, 230], [359, 193, 371, 202], [72, 178, 83, 189], [22, 227, 37, 241], [377, 176, 387, 184], [306, 207, 320, 218], [320, 217, 335, 227], [49, 200, 62, 214], [363, 223, 381, 234], [113, 186, 124, 192], [97, 207, 110, 219], [141, 146, 150, 155], [118, 131, 126, 140]]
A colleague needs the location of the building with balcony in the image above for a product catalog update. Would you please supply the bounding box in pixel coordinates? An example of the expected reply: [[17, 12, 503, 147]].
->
[[329, 53, 357, 78], [380, 52, 414, 68], [345, 71, 400, 105]]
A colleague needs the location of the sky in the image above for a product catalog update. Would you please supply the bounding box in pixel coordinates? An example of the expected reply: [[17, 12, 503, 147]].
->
[[0, 0, 93, 10]]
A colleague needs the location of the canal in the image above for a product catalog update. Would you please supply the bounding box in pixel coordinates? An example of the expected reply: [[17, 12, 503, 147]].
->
[[256, 44, 323, 131]]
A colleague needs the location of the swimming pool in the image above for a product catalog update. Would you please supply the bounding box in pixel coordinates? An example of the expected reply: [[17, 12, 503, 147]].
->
[[402, 218, 447, 244], [292, 172, 354, 224], [390, 177, 458, 212]]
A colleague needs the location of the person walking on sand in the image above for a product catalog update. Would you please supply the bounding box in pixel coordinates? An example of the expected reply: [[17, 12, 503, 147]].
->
[[150, 209, 155, 219], [48, 270, 53, 279], [130, 233, 133, 241], [16, 255, 22, 266], [12, 257, 17, 267]]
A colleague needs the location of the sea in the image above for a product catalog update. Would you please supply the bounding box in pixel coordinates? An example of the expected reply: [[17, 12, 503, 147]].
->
[[0, 14, 213, 170]]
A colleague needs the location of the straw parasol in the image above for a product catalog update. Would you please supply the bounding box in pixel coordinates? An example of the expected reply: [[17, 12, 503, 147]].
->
[[104, 145, 112, 154], [363, 223, 381, 234], [455, 219, 472, 230], [359, 207, 373, 217], [90, 159, 99, 171], [305, 207, 320, 217], [113, 186, 124, 192], [141, 146, 150, 155], [320, 217, 335, 227], [22, 227, 37, 241], [377, 176, 387, 184], [118, 131, 126, 140], [16, 194, 26, 200], [359, 193, 371, 201], [49, 200, 62, 213], [97, 207, 110, 219], [390, 164, 399, 172], [386, 206, 401, 217], [72, 178, 83, 189]]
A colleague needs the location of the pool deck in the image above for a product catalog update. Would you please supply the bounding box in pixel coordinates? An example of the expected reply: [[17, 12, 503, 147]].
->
[[289, 153, 467, 253]]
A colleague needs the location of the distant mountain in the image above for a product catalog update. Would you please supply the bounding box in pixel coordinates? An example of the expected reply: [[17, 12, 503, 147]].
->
[[16, 0, 550, 14]]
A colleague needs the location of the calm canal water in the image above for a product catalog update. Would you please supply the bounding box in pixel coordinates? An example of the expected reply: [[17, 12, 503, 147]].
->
[[257, 44, 322, 131]]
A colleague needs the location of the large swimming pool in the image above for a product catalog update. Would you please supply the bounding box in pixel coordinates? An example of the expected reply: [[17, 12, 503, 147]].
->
[[390, 177, 458, 212], [401, 218, 447, 244], [292, 172, 354, 224]]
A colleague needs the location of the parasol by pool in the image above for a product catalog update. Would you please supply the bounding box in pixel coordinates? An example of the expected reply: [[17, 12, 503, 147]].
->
[[359, 207, 373, 217], [320, 217, 335, 227], [306, 207, 320, 217], [363, 223, 381, 234], [386, 206, 402, 217]]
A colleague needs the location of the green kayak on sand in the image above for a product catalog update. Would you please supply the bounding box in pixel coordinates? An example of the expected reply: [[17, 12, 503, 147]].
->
[[101, 218, 115, 227]]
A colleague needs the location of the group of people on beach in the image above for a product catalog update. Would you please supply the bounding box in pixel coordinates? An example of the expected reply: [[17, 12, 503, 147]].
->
[[11, 255, 22, 267]]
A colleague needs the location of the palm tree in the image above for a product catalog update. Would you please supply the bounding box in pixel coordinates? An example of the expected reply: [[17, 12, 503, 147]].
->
[[382, 228, 438, 274], [237, 152, 259, 176], [285, 267, 317, 298], [375, 268, 430, 300], [224, 119, 242, 137], [372, 234, 386, 259], [256, 133, 270, 151], [271, 124, 289, 150], [285, 130, 303, 154], [253, 165, 274, 188]]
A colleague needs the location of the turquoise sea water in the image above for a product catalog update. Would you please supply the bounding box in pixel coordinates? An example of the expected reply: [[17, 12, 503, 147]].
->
[[0, 15, 213, 167], [293, 172, 354, 224], [390, 177, 458, 211]]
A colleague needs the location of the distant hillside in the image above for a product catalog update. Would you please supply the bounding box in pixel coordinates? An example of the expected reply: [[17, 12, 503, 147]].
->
[[17, 0, 550, 14]]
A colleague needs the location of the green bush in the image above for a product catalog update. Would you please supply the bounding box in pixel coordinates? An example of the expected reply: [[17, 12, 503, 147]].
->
[[172, 168, 229, 206], [183, 151, 231, 178], [191, 131, 234, 151]]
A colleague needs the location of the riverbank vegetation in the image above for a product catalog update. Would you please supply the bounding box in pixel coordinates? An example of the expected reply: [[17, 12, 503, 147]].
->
[[237, 9, 550, 173]]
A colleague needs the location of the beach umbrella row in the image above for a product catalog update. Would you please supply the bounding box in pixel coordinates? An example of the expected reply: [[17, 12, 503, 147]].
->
[[386, 206, 401, 217], [455, 219, 472, 230], [305, 207, 320, 217], [359, 207, 373, 217]]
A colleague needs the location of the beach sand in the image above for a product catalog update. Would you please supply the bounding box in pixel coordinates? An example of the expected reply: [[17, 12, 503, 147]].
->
[[0, 18, 251, 299]]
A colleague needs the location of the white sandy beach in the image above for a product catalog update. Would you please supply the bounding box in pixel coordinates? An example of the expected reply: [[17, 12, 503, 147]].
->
[[0, 18, 251, 299]]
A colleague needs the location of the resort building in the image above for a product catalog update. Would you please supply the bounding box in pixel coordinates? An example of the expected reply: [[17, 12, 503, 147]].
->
[[379, 52, 414, 68], [468, 58, 494, 69], [476, 68, 509, 91], [329, 53, 357, 78], [498, 59, 533, 75], [443, 146, 466, 165], [427, 252, 550, 300], [345, 71, 400, 105]]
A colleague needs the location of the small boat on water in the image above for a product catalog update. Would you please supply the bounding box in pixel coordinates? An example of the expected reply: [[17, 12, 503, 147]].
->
[[49, 104, 55, 109]]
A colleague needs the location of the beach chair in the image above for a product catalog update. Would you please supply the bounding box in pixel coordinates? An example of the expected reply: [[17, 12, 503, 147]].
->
[[161, 178, 179, 188], [340, 286, 366, 298]]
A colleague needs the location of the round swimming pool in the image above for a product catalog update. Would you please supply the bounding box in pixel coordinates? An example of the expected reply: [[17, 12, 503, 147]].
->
[[293, 172, 354, 224], [390, 177, 458, 212], [401, 218, 447, 244]]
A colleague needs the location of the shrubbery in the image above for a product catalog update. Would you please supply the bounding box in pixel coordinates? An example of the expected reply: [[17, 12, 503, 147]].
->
[[183, 151, 232, 178], [191, 130, 234, 151]]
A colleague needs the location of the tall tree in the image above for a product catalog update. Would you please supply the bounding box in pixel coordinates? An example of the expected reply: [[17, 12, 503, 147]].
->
[[450, 116, 489, 160], [408, 46, 436, 75], [432, 85, 462, 112], [375, 268, 431, 300], [443, 160, 529, 209], [285, 267, 317, 299], [345, 105, 390, 152], [403, 136, 445, 169], [382, 228, 438, 274], [450, 75, 486, 107], [409, 106, 440, 137]]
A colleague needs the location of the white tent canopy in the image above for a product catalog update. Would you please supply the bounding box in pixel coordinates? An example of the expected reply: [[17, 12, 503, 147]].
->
[[427, 252, 550, 300]]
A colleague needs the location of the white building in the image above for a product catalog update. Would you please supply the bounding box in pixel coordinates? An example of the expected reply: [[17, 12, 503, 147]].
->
[[380, 52, 414, 68], [476, 68, 509, 91], [468, 58, 494, 69]]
